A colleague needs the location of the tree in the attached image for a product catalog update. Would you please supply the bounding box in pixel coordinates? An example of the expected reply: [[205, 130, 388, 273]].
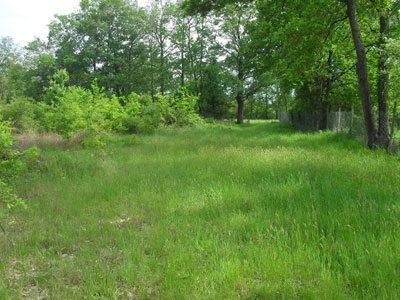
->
[[147, 0, 175, 96], [217, 3, 260, 123], [23, 38, 57, 100], [49, 0, 148, 96], [340, 0, 400, 148], [0, 37, 23, 102]]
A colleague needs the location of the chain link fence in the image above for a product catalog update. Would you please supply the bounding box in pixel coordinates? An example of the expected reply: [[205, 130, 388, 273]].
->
[[279, 111, 398, 141]]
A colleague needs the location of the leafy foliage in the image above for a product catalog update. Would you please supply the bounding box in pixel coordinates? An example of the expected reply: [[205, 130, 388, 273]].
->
[[159, 86, 201, 126], [0, 114, 38, 220], [0, 70, 202, 144], [1, 97, 37, 132]]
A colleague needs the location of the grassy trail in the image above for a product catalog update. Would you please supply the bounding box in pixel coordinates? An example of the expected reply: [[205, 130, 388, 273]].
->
[[1, 122, 400, 299]]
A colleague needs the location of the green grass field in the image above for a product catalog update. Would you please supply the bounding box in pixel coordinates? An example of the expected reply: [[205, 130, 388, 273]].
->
[[1, 122, 400, 299]]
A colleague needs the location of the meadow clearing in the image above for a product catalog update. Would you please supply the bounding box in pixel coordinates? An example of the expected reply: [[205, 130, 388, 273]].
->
[[1, 121, 400, 299]]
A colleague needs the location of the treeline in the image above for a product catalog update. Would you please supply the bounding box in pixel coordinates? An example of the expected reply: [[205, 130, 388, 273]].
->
[[1, 0, 400, 147]]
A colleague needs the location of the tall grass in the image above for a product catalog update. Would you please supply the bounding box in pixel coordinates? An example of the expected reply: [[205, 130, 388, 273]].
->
[[1, 122, 400, 299]]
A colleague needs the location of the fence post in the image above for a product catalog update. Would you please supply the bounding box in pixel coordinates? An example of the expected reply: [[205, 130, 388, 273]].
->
[[337, 107, 341, 132]]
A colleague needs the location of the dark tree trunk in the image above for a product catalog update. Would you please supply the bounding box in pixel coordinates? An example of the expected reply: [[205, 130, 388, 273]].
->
[[237, 92, 244, 124], [236, 46, 245, 124], [316, 78, 327, 130], [344, 0, 377, 148], [376, 13, 390, 148]]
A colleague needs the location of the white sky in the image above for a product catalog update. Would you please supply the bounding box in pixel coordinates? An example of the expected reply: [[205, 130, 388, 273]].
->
[[0, 0, 149, 47]]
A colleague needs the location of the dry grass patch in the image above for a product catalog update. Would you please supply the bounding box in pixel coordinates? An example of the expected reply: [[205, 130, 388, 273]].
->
[[13, 131, 88, 151]]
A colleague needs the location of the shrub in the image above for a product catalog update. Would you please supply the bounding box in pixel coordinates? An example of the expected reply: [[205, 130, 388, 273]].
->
[[121, 95, 142, 133], [43, 69, 69, 105], [88, 85, 126, 133], [0, 116, 38, 221], [122, 92, 162, 133], [137, 118, 156, 134], [1, 97, 37, 132], [159, 87, 202, 127], [32, 102, 54, 133], [0, 120, 23, 182], [141, 103, 163, 128], [47, 86, 88, 137], [17, 71, 203, 141], [43, 74, 126, 139], [80, 135, 106, 149]]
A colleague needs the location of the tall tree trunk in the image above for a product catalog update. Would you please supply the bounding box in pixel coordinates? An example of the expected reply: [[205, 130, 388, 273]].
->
[[250, 99, 253, 120], [276, 85, 281, 119], [187, 28, 198, 95], [160, 44, 165, 96], [319, 51, 333, 130], [344, 0, 376, 148], [236, 54, 245, 124], [199, 18, 205, 110], [236, 92, 244, 124], [317, 78, 327, 130], [181, 46, 185, 86], [376, 11, 390, 148], [149, 43, 155, 101]]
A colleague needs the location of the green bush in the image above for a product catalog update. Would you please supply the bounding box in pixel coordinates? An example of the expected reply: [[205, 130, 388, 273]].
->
[[159, 87, 202, 127], [88, 84, 126, 133], [1, 97, 37, 132], [43, 69, 69, 105], [122, 92, 163, 134], [121, 92, 143, 133], [33, 102, 53, 133], [142, 103, 163, 127], [137, 118, 156, 134], [43, 74, 126, 138], [46, 86, 88, 137], [0, 121, 24, 183], [0, 115, 38, 220], [3, 71, 202, 142], [80, 135, 106, 149]]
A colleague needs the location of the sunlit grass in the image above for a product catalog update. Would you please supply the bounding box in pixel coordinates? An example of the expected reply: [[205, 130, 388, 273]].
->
[[1, 122, 400, 299]]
